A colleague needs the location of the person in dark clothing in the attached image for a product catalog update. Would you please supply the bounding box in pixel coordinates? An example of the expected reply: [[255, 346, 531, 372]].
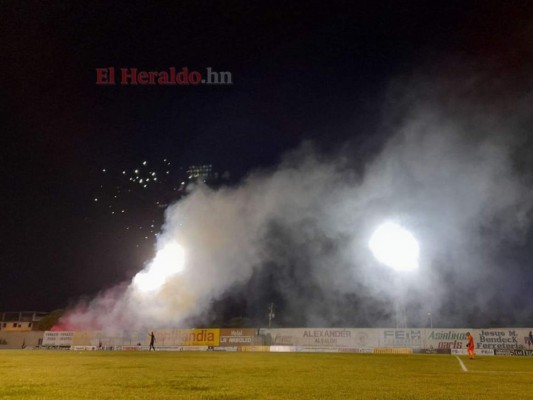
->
[[149, 332, 156, 351]]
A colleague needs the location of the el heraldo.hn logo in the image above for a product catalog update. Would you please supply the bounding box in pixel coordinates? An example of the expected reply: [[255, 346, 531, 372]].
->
[[96, 67, 233, 86]]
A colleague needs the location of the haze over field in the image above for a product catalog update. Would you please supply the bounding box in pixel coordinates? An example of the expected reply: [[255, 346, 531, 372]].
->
[[59, 68, 533, 331]]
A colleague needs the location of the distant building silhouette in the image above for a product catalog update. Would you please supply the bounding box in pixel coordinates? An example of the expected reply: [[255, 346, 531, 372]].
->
[[0, 311, 48, 332]]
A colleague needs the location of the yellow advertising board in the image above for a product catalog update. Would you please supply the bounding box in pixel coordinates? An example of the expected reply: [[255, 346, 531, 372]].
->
[[177, 329, 220, 346]]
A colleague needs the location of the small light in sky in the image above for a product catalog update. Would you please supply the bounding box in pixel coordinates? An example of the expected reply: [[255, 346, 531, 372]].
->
[[139, 179, 143, 184], [94, 198, 98, 202], [143, 184, 147, 188], [122, 171, 126, 174], [166, 171, 170, 174], [153, 177, 157, 181], [135, 169, 139, 174], [102, 169, 106, 173], [151, 172, 156, 176], [142, 161, 147, 165]]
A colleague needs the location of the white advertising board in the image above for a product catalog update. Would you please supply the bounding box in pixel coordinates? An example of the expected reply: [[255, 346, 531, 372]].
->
[[42, 331, 74, 347]]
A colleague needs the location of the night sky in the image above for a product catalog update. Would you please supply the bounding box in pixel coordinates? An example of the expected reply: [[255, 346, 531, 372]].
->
[[1, 2, 532, 325]]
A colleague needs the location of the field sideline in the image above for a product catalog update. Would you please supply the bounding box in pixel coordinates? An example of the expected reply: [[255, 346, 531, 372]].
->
[[0, 351, 532, 399]]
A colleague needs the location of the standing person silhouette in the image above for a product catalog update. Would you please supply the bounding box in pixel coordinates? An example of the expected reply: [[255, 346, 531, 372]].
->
[[149, 332, 156, 351], [466, 332, 475, 359]]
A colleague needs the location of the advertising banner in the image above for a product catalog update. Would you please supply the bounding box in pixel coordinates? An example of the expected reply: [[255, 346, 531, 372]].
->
[[219, 328, 260, 346], [72, 346, 97, 351], [178, 329, 219, 346], [338, 348, 374, 353], [382, 329, 423, 348], [42, 331, 74, 347], [414, 348, 451, 354], [494, 349, 512, 356], [261, 328, 382, 348], [374, 347, 413, 354], [511, 349, 533, 356], [270, 346, 297, 352], [476, 328, 528, 351], [520, 329, 533, 349], [262, 328, 471, 349], [153, 329, 220, 346], [423, 329, 469, 350], [451, 349, 467, 355], [207, 346, 239, 352], [43, 327, 533, 353], [241, 345, 270, 352], [296, 346, 340, 353], [451, 348, 493, 356]]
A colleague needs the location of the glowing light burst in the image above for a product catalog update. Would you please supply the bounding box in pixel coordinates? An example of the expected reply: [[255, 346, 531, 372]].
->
[[368, 222, 419, 272], [133, 242, 185, 293]]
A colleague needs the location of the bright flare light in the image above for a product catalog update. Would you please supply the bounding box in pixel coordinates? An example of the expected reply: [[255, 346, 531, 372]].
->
[[368, 222, 419, 272], [133, 242, 185, 293]]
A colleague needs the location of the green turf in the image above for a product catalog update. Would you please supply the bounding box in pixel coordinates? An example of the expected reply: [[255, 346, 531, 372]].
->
[[0, 351, 532, 399]]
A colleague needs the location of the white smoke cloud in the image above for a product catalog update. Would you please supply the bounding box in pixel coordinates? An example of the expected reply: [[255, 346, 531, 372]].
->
[[59, 69, 533, 331]]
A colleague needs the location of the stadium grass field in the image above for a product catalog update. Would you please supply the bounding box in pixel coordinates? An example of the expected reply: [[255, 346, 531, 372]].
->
[[1, 351, 532, 399]]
